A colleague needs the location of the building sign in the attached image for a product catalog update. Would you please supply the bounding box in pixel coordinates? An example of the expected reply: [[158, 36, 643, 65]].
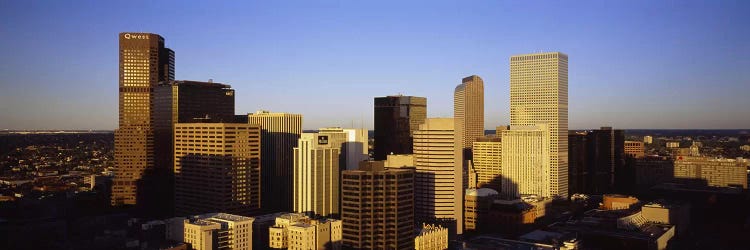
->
[[123, 33, 149, 40], [318, 135, 329, 145]]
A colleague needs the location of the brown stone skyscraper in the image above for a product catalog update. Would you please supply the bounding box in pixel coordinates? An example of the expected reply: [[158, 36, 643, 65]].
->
[[112, 32, 174, 206], [453, 75, 484, 234], [373, 95, 427, 160], [341, 165, 414, 249]]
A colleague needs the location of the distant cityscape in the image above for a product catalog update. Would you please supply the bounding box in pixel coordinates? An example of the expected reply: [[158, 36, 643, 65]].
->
[[1, 32, 749, 250]]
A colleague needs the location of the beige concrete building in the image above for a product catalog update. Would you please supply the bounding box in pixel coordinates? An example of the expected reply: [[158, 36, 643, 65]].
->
[[385, 154, 415, 169], [510, 52, 568, 198], [293, 133, 341, 217], [501, 125, 551, 198], [464, 188, 498, 233], [183, 213, 254, 250], [247, 110, 302, 213], [268, 213, 342, 250], [454, 75, 485, 150], [473, 136, 503, 192], [413, 118, 458, 224], [453, 75, 484, 234], [174, 123, 261, 216], [341, 165, 415, 249], [673, 156, 748, 188], [414, 224, 449, 250], [624, 141, 645, 158], [318, 127, 369, 170]]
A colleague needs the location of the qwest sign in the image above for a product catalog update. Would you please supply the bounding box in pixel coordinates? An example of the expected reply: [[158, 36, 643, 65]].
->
[[123, 33, 149, 40]]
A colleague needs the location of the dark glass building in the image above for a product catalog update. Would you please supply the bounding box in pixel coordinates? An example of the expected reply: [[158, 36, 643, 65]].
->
[[373, 95, 426, 160], [567, 127, 625, 195], [112, 32, 174, 209]]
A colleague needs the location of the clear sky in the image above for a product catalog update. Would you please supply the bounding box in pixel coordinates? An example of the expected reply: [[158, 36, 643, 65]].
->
[[1, 0, 748, 130]]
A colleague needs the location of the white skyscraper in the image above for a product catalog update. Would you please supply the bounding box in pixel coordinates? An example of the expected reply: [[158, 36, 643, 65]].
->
[[293, 133, 340, 217], [508, 52, 569, 198]]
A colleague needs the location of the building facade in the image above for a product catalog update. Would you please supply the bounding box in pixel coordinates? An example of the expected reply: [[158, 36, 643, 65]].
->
[[413, 118, 458, 228], [624, 141, 645, 159], [113, 32, 175, 206], [318, 127, 369, 170], [341, 165, 415, 249], [183, 213, 254, 250], [509, 52, 568, 198], [414, 224, 449, 250], [247, 111, 303, 213], [173, 123, 261, 216], [501, 125, 551, 198], [268, 213, 342, 250], [293, 133, 341, 217], [453, 75, 484, 235], [472, 136, 503, 192], [373, 96, 427, 160], [673, 156, 748, 188]]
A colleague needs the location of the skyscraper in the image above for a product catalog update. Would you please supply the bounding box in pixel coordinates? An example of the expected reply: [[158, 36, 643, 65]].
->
[[151, 80, 236, 217], [453, 75, 484, 235], [373, 95, 427, 160], [509, 52, 569, 198], [247, 111, 303, 213], [454, 75, 485, 153], [587, 127, 625, 194], [112, 32, 174, 206], [413, 118, 458, 233], [293, 133, 341, 217], [341, 164, 415, 249], [173, 123, 261, 216]]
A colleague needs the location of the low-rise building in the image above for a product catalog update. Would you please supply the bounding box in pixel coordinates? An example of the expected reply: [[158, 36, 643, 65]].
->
[[267, 213, 342, 250], [414, 224, 448, 250], [624, 141, 645, 159], [183, 213, 254, 250]]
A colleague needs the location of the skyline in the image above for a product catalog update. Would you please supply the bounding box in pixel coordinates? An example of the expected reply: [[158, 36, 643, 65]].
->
[[1, 1, 750, 130]]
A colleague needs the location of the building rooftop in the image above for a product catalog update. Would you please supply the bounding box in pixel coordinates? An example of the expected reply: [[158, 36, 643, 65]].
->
[[466, 188, 499, 197]]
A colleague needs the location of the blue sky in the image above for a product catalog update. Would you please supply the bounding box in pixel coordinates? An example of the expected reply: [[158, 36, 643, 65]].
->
[[1, 0, 748, 130]]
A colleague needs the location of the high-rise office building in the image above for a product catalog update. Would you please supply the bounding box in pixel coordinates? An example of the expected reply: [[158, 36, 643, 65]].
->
[[587, 127, 625, 194], [568, 131, 588, 195], [113, 32, 175, 206], [501, 125, 551, 198], [150, 80, 235, 216], [454, 75, 485, 152], [247, 111, 303, 213], [413, 118, 458, 232], [174, 123, 261, 216], [373, 96, 427, 160], [293, 133, 341, 217], [154, 80, 235, 169], [341, 165, 415, 249], [183, 213, 254, 250], [318, 127, 369, 170], [472, 136, 503, 192], [453, 75, 484, 235], [509, 52, 568, 198]]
